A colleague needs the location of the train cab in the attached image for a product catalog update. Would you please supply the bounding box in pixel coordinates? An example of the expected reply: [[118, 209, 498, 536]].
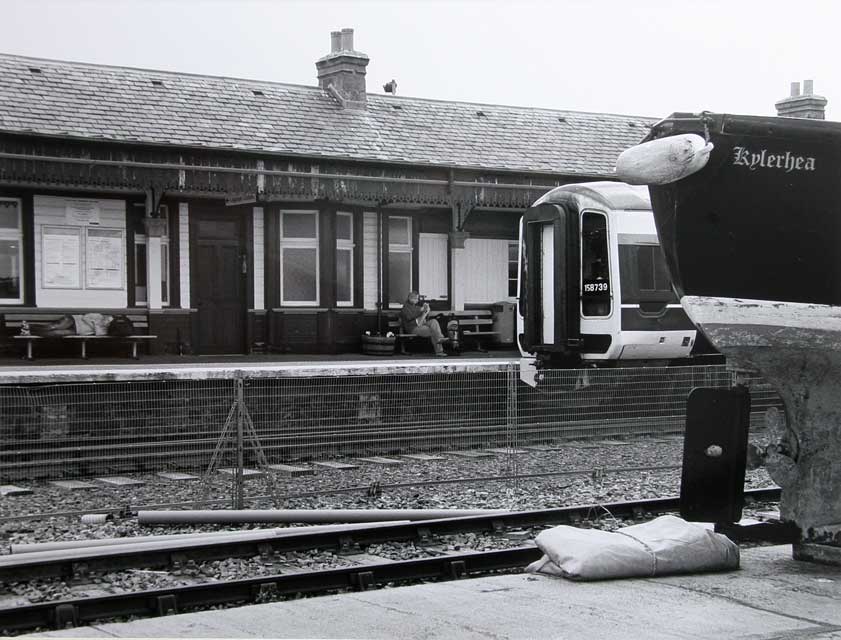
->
[[517, 181, 698, 368]]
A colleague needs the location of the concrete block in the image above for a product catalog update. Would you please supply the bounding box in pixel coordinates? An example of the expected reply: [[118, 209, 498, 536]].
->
[[401, 454, 446, 461], [356, 456, 402, 466], [446, 450, 496, 458], [0, 485, 32, 497], [217, 468, 265, 478], [49, 480, 97, 491], [313, 461, 359, 470], [268, 464, 314, 477], [95, 476, 146, 487]]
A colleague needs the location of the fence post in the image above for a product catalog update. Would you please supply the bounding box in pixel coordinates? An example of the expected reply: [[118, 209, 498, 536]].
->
[[234, 376, 245, 510], [506, 364, 519, 489]]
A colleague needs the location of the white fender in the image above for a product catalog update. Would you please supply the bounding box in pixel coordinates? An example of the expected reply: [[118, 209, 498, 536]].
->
[[616, 134, 713, 185]]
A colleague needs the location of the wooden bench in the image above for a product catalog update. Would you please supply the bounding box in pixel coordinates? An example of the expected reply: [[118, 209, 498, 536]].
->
[[2, 311, 156, 360], [387, 309, 500, 354]]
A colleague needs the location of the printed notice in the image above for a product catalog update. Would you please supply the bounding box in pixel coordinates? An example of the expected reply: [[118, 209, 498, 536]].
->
[[65, 199, 101, 226], [43, 228, 81, 288], [86, 228, 123, 289]]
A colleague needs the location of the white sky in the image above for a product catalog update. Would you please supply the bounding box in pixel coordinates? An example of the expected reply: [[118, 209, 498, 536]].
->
[[2, 0, 839, 120]]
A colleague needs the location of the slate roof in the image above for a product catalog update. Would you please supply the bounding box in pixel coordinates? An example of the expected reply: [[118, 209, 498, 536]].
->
[[0, 53, 655, 176]]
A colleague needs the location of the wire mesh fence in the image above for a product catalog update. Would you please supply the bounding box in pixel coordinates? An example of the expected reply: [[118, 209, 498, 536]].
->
[[0, 363, 785, 497]]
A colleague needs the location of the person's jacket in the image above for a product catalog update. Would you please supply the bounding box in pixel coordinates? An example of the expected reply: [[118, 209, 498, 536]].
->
[[400, 302, 424, 333]]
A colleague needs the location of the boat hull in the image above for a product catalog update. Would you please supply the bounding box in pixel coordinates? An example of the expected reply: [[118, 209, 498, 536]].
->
[[641, 113, 841, 549]]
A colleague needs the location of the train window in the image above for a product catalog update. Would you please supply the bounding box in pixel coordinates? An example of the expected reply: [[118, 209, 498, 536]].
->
[[581, 212, 611, 317], [619, 244, 677, 304]]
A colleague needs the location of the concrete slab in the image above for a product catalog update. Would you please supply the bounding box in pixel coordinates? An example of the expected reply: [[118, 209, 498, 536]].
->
[[26, 546, 841, 639], [94, 476, 146, 487], [217, 468, 264, 478], [401, 454, 446, 461], [48, 480, 97, 491], [267, 464, 314, 477], [484, 448, 528, 454], [356, 457, 402, 466], [312, 461, 359, 470], [0, 485, 32, 497], [445, 450, 496, 458], [157, 472, 199, 481]]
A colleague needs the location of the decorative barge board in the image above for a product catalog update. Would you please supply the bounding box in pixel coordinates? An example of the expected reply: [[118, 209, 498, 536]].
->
[[618, 112, 841, 563]]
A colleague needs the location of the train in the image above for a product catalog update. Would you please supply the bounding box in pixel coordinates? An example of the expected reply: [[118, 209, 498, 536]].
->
[[516, 181, 718, 369]]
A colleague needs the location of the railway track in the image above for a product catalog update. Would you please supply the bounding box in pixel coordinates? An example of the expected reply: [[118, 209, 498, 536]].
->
[[0, 487, 783, 634]]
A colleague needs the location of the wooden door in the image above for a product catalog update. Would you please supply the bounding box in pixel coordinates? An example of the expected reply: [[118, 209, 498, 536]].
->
[[192, 212, 245, 354]]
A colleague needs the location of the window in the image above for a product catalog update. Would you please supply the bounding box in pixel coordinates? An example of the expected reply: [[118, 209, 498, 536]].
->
[[508, 241, 518, 298], [336, 212, 354, 306], [388, 216, 412, 305], [133, 205, 170, 305], [618, 244, 677, 304], [280, 210, 319, 305], [0, 198, 23, 303], [581, 211, 611, 317]]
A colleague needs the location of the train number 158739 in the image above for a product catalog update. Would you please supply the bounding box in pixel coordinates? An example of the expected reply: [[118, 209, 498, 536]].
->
[[583, 280, 609, 293]]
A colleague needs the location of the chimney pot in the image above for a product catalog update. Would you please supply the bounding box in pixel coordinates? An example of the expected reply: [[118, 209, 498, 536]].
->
[[330, 31, 341, 53], [790, 82, 800, 97], [803, 79, 814, 95], [341, 28, 354, 51]]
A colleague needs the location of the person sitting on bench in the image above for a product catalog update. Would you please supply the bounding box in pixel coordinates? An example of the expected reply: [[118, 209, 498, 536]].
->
[[31, 313, 113, 337], [400, 291, 448, 357]]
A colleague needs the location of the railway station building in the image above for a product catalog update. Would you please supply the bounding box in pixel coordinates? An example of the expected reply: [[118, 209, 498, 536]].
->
[[0, 29, 653, 356]]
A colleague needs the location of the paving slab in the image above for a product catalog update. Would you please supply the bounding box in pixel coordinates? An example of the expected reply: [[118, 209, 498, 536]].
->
[[49, 480, 97, 491], [157, 472, 199, 481], [94, 476, 146, 487], [401, 454, 446, 461], [0, 485, 32, 497], [267, 464, 314, 477], [217, 468, 264, 478], [356, 456, 402, 466], [312, 461, 359, 470], [27, 545, 841, 639]]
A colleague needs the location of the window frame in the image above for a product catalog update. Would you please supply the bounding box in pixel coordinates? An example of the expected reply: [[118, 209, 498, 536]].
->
[[580, 209, 612, 318], [507, 240, 519, 299], [280, 210, 320, 307], [335, 211, 355, 307], [133, 204, 170, 307], [0, 197, 24, 304], [388, 216, 413, 307]]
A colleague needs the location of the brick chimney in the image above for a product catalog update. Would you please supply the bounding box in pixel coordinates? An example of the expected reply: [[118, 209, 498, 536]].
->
[[775, 80, 827, 119], [316, 28, 369, 109]]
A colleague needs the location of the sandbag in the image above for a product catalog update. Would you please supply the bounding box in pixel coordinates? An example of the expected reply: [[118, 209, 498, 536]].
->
[[525, 514, 739, 581]]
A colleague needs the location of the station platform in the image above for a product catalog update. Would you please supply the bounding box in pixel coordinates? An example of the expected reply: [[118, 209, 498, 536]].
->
[[27, 544, 841, 639]]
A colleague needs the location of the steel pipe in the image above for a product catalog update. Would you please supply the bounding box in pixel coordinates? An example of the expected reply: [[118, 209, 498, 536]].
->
[[139, 508, 508, 525], [10, 521, 410, 555]]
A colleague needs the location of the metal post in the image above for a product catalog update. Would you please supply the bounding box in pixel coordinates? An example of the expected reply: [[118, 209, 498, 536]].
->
[[235, 378, 245, 510], [506, 364, 519, 490]]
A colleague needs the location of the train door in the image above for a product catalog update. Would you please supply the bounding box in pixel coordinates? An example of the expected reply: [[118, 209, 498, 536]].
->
[[578, 210, 618, 358], [518, 202, 580, 362]]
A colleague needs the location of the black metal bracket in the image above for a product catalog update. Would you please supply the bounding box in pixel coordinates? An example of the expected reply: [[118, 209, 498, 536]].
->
[[715, 521, 800, 544]]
